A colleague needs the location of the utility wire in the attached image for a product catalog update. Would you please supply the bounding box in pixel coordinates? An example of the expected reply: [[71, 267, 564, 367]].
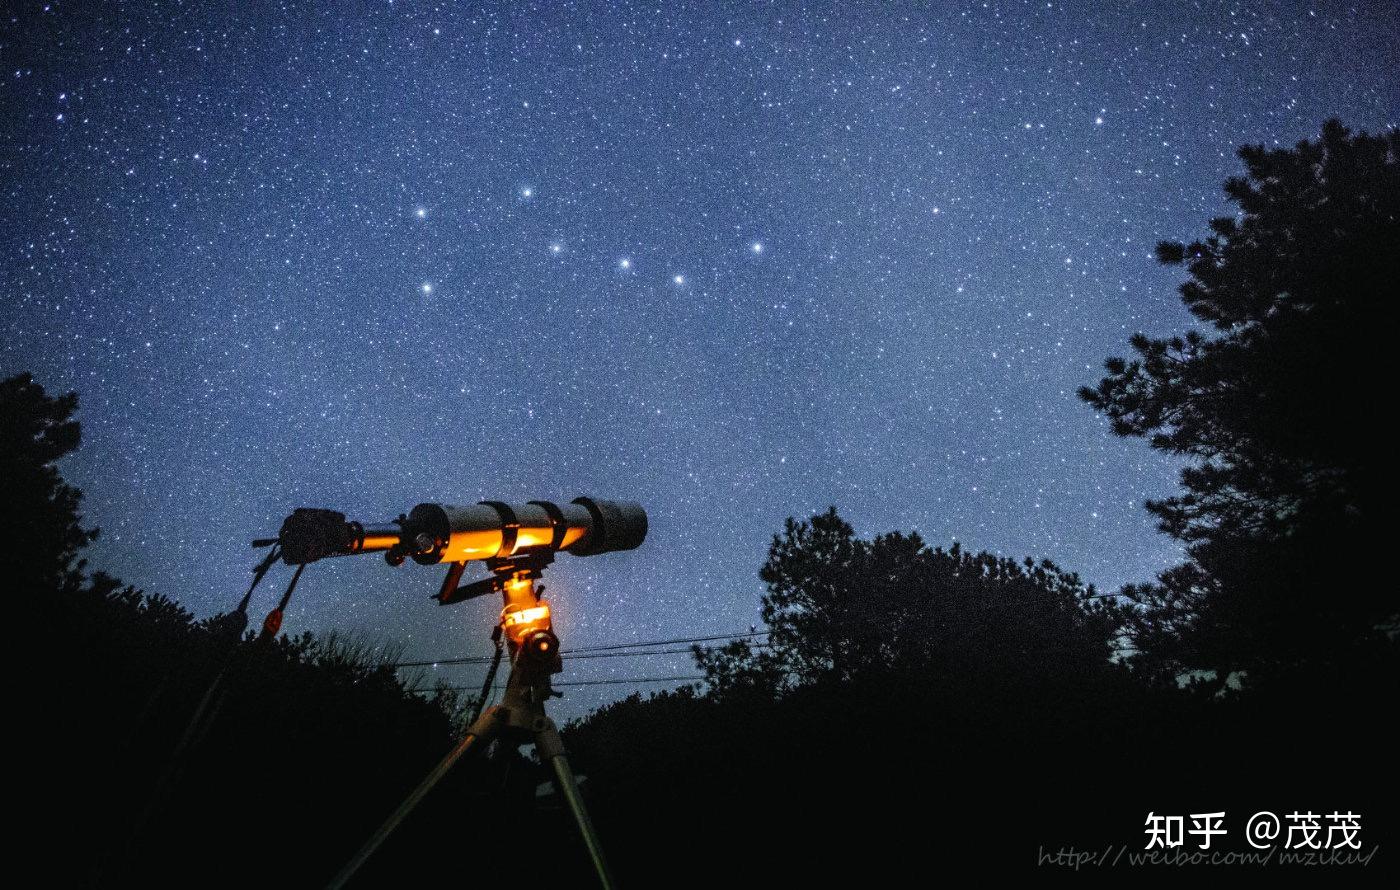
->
[[391, 630, 769, 668], [564, 644, 770, 661], [565, 631, 768, 653], [394, 620, 1137, 673], [409, 675, 707, 694], [403, 643, 774, 668]]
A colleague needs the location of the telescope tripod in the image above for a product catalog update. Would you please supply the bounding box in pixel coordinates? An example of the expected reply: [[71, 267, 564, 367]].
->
[[327, 558, 615, 890]]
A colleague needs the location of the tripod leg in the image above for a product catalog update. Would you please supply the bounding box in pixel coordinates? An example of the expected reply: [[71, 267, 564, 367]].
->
[[327, 706, 504, 890], [535, 719, 617, 890]]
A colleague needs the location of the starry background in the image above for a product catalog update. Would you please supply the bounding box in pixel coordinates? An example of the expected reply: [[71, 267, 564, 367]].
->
[[3, 1, 1396, 719]]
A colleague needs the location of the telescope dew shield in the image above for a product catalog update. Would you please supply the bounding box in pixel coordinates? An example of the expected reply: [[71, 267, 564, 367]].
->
[[566, 496, 648, 556], [403, 498, 647, 566]]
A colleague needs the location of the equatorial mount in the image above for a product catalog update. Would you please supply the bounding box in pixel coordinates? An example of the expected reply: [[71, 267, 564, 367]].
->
[[434, 550, 554, 607]]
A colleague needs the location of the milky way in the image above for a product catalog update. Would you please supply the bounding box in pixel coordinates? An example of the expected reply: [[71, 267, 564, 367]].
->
[[4, 2, 1396, 718]]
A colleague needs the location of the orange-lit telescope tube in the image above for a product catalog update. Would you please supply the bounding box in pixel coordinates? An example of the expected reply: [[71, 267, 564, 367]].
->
[[273, 497, 646, 569]]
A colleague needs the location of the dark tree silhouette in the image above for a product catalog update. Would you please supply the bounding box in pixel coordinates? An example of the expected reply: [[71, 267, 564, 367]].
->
[[696, 507, 1126, 696], [565, 499, 1399, 884], [1, 372, 97, 594], [1081, 120, 1399, 683], [3, 371, 564, 886]]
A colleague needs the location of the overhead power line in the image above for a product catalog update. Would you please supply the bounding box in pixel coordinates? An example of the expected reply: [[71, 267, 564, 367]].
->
[[408, 675, 707, 694], [565, 631, 768, 654], [391, 630, 769, 669], [549, 644, 771, 663], [401, 643, 773, 669]]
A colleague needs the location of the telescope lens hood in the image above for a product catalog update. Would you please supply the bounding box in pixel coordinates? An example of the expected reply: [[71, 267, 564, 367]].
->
[[567, 497, 648, 556]]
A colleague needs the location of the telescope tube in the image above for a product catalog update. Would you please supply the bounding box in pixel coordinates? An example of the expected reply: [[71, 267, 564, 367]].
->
[[274, 498, 646, 565]]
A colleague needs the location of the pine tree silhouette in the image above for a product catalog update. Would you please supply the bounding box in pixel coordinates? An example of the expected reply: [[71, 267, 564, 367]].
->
[[0, 372, 97, 594], [1081, 120, 1398, 684]]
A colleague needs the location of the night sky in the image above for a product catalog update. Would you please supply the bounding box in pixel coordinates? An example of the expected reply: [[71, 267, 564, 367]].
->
[[4, 2, 1396, 719]]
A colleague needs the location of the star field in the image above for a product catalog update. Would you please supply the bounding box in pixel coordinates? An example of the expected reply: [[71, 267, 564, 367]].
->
[[3, 1, 1396, 718]]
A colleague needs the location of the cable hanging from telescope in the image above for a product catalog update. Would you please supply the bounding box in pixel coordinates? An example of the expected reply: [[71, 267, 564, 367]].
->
[[255, 561, 305, 644], [466, 631, 504, 726], [234, 542, 282, 622]]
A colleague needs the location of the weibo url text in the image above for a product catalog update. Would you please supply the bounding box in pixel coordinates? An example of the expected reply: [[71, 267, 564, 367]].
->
[[1038, 844, 1380, 869]]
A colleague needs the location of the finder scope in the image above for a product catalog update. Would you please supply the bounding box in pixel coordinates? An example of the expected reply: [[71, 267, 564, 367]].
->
[[271, 497, 647, 567]]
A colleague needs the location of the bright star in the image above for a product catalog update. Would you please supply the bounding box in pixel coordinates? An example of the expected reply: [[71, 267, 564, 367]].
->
[[550, 242, 563, 254], [751, 242, 764, 254], [421, 282, 433, 294], [415, 207, 427, 218], [521, 187, 533, 199], [619, 258, 632, 270], [673, 274, 685, 285]]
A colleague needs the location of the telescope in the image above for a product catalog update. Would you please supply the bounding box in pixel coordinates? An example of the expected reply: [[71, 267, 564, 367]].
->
[[259, 496, 646, 609], [253, 497, 644, 889]]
